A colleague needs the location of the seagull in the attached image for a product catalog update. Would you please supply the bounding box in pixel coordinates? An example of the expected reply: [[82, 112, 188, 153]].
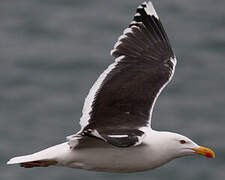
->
[[7, 1, 215, 173]]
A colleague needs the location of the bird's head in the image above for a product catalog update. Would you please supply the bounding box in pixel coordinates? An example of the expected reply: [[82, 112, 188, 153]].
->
[[150, 131, 215, 159]]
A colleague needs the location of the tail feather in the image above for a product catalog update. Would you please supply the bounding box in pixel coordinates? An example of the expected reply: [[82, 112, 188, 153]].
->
[[7, 154, 44, 165], [7, 142, 69, 168]]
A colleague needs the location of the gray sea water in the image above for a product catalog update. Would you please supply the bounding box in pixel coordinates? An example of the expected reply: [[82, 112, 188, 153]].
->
[[1, 0, 225, 180]]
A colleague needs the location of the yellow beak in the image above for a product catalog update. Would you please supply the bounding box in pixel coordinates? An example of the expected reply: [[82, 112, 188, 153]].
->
[[192, 146, 215, 158]]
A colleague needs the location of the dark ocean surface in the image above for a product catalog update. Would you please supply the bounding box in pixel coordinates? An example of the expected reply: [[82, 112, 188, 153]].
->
[[1, 0, 225, 180]]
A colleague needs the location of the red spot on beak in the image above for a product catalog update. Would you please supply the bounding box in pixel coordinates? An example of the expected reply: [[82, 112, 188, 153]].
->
[[206, 152, 213, 158]]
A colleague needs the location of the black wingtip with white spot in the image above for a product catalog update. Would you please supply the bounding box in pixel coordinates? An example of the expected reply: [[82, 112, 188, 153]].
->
[[140, 1, 159, 19], [131, 1, 159, 28], [110, 1, 173, 58]]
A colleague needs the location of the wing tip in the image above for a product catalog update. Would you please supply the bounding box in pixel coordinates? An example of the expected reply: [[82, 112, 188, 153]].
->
[[141, 1, 159, 19], [110, 1, 160, 58]]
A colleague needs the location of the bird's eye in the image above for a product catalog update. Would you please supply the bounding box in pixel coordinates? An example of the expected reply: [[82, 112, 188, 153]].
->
[[180, 140, 186, 144]]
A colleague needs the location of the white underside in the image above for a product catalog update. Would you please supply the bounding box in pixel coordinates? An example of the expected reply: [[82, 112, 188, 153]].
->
[[7, 130, 176, 173], [66, 143, 172, 172]]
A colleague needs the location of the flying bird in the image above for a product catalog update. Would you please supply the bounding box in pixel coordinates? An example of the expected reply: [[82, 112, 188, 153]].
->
[[7, 1, 215, 172]]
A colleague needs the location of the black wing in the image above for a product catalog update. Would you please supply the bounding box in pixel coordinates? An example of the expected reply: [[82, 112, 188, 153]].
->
[[77, 1, 176, 148]]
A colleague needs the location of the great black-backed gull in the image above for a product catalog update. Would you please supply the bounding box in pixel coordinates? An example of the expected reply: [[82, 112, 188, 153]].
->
[[7, 1, 215, 173]]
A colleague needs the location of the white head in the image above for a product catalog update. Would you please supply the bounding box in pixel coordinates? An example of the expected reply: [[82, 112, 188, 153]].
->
[[149, 131, 215, 163]]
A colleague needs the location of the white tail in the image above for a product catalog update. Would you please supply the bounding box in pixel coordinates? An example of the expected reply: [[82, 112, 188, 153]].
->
[[7, 142, 70, 168]]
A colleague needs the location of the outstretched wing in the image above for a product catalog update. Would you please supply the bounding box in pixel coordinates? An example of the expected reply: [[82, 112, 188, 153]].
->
[[75, 1, 176, 148]]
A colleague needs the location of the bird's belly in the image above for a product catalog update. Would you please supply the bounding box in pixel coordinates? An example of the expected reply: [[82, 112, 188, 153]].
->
[[62, 144, 170, 173]]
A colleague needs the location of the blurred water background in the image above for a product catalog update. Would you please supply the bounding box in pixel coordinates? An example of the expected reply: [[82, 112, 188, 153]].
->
[[1, 0, 225, 180]]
